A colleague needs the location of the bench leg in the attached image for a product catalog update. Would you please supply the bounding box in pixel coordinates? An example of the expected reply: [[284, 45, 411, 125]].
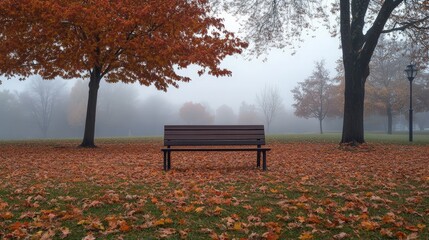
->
[[262, 151, 267, 171], [167, 151, 171, 170], [163, 151, 167, 171], [257, 150, 261, 168]]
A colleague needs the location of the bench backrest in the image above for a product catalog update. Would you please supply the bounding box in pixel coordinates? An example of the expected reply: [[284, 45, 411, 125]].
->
[[164, 125, 266, 146]]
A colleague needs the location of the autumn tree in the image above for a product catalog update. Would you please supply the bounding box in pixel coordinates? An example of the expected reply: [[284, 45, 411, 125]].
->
[[256, 84, 283, 133], [292, 60, 338, 134], [0, 0, 247, 147], [179, 102, 214, 125], [218, 0, 429, 144]]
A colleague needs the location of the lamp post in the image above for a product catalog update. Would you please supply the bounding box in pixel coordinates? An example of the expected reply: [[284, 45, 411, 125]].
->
[[404, 64, 417, 142]]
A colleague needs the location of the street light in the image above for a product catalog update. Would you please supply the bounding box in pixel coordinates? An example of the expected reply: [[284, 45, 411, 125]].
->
[[404, 64, 418, 142]]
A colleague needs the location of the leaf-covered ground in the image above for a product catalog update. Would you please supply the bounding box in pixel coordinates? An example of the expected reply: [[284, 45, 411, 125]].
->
[[0, 139, 428, 239]]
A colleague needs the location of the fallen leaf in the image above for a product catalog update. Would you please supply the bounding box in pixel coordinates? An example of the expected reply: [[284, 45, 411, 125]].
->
[[60, 227, 70, 239], [299, 232, 314, 240], [158, 228, 176, 238], [260, 207, 272, 214], [333, 232, 348, 239], [1, 212, 14, 220], [361, 221, 379, 231], [233, 222, 242, 230], [195, 207, 204, 213]]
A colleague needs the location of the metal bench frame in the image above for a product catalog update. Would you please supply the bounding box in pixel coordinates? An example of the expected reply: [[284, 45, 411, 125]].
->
[[161, 125, 270, 171]]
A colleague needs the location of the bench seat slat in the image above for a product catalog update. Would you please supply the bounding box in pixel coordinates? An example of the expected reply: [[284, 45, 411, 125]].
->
[[165, 140, 265, 146], [165, 130, 265, 135], [164, 134, 265, 140], [165, 125, 264, 130], [162, 148, 271, 152]]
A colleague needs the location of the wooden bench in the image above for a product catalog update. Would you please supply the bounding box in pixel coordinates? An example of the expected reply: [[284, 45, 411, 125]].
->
[[161, 125, 270, 171]]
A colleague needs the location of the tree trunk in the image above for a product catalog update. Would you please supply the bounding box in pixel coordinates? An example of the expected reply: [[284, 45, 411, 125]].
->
[[386, 105, 393, 134], [339, 0, 401, 145], [341, 63, 367, 144], [80, 67, 102, 148], [319, 118, 323, 134]]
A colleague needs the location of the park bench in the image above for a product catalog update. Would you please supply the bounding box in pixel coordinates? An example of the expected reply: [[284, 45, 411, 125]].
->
[[161, 125, 270, 171]]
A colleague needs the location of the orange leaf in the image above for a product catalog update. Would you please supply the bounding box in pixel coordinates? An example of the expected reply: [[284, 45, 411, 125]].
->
[[299, 232, 314, 240], [195, 207, 204, 213], [259, 207, 272, 214], [361, 221, 379, 231], [1, 212, 14, 220], [119, 220, 131, 232]]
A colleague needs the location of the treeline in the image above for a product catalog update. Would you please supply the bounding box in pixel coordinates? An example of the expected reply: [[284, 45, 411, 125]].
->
[[1, 75, 427, 140], [0, 77, 341, 139]]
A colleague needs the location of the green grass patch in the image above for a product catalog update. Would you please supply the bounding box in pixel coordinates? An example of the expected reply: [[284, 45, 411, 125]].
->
[[1, 179, 428, 239], [269, 131, 429, 144]]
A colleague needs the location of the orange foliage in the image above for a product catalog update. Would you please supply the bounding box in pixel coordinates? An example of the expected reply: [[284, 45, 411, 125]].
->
[[0, 0, 247, 89]]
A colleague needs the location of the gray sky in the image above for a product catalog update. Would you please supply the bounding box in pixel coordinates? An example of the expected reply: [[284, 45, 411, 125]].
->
[[1, 17, 342, 112]]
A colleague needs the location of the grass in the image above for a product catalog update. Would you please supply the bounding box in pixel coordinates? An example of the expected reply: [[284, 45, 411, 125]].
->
[[269, 131, 429, 144], [1, 180, 427, 239], [1, 131, 428, 145], [0, 134, 428, 239]]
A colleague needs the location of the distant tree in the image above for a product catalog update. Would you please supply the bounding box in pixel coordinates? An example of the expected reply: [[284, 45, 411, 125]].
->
[[0, 0, 247, 147], [19, 78, 63, 138], [365, 38, 409, 134], [215, 104, 237, 124], [179, 102, 214, 125], [292, 60, 337, 134], [237, 102, 261, 125], [256, 85, 283, 132], [219, 0, 429, 144]]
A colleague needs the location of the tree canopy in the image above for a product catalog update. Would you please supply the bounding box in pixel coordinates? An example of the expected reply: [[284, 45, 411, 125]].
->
[[0, 0, 247, 88]]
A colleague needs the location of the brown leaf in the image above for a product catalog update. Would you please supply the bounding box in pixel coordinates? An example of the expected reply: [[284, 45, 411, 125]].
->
[[60, 227, 70, 239], [158, 228, 176, 238], [333, 232, 348, 239]]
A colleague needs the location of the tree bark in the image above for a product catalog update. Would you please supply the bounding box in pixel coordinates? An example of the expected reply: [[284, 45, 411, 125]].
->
[[341, 64, 367, 144], [80, 66, 102, 148], [319, 118, 323, 134]]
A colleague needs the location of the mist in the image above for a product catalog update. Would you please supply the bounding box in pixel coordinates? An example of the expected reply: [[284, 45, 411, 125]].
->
[[2, 74, 427, 140]]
